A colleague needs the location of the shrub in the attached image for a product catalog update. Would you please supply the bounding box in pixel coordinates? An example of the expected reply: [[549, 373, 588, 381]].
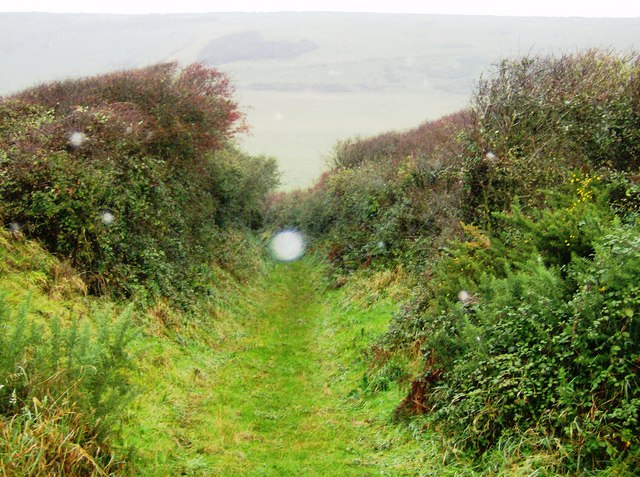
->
[[383, 176, 640, 471], [464, 50, 640, 226], [266, 111, 469, 275], [0, 64, 278, 301], [422, 224, 640, 470]]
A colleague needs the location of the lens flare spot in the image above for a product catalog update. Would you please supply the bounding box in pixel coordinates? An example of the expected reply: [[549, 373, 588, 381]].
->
[[457, 290, 472, 304], [69, 131, 87, 147], [269, 230, 305, 262], [100, 210, 115, 225]]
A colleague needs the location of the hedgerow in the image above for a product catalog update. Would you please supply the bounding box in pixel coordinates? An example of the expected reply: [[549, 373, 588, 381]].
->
[[267, 49, 640, 472], [0, 63, 279, 302], [266, 111, 469, 275], [463, 50, 640, 226]]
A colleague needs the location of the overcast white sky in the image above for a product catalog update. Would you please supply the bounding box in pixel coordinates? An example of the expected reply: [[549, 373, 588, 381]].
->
[[1, 0, 639, 17]]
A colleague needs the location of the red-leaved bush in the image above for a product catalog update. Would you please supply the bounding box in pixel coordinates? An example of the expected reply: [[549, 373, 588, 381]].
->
[[0, 63, 277, 301], [11, 62, 246, 163]]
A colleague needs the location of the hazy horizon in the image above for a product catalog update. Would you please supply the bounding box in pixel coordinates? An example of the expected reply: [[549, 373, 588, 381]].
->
[[3, 0, 640, 17], [2, 12, 638, 189]]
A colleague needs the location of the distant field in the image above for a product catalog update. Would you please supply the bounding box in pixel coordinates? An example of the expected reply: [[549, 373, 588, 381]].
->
[[235, 89, 469, 188], [1, 13, 638, 189]]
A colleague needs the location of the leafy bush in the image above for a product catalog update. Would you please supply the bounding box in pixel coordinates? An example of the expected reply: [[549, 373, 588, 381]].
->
[[422, 224, 640, 469], [266, 111, 469, 275], [0, 63, 279, 301], [380, 177, 640, 471], [464, 50, 640, 226]]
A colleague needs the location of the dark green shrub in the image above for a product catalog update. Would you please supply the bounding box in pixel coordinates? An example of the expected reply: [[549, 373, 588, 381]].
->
[[506, 173, 614, 269], [465, 50, 640, 226], [207, 147, 280, 229], [425, 224, 640, 469], [383, 178, 639, 470], [0, 64, 278, 301]]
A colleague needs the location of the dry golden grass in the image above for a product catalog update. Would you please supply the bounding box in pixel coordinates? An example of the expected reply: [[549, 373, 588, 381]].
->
[[0, 401, 126, 476]]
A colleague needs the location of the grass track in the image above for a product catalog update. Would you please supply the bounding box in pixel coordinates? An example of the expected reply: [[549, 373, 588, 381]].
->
[[126, 258, 432, 476], [199, 260, 386, 476]]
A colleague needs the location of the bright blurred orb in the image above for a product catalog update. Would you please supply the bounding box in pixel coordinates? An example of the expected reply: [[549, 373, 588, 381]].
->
[[457, 290, 471, 304], [69, 131, 87, 147], [100, 210, 115, 225], [269, 230, 305, 262]]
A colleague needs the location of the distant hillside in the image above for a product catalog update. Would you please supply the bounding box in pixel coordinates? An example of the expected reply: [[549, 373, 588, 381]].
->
[[1, 12, 638, 188], [198, 30, 318, 64]]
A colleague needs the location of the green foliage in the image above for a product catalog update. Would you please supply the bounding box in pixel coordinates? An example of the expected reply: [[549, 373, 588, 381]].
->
[[464, 50, 640, 226], [266, 112, 468, 275], [425, 224, 640, 469], [4, 47, 639, 474], [0, 292, 137, 474], [506, 173, 614, 269], [208, 147, 280, 229], [380, 179, 639, 472], [0, 64, 279, 302]]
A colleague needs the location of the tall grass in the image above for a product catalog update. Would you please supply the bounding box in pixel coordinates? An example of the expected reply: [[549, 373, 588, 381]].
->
[[0, 290, 137, 475]]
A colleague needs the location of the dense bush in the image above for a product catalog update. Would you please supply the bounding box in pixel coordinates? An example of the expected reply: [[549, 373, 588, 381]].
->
[[381, 173, 640, 471], [266, 112, 469, 274], [464, 50, 640, 226], [0, 63, 279, 301], [269, 51, 640, 273], [424, 223, 640, 469]]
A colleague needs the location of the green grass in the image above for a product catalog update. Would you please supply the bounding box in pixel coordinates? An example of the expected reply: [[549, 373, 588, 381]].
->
[[2, 231, 444, 475], [5, 232, 616, 475], [3, 231, 602, 476], [124, 258, 457, 475]]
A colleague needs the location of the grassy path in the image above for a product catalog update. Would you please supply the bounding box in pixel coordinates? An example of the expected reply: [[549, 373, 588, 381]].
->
[[202, 260, 387, 475], [128, 259, 431, 475]]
